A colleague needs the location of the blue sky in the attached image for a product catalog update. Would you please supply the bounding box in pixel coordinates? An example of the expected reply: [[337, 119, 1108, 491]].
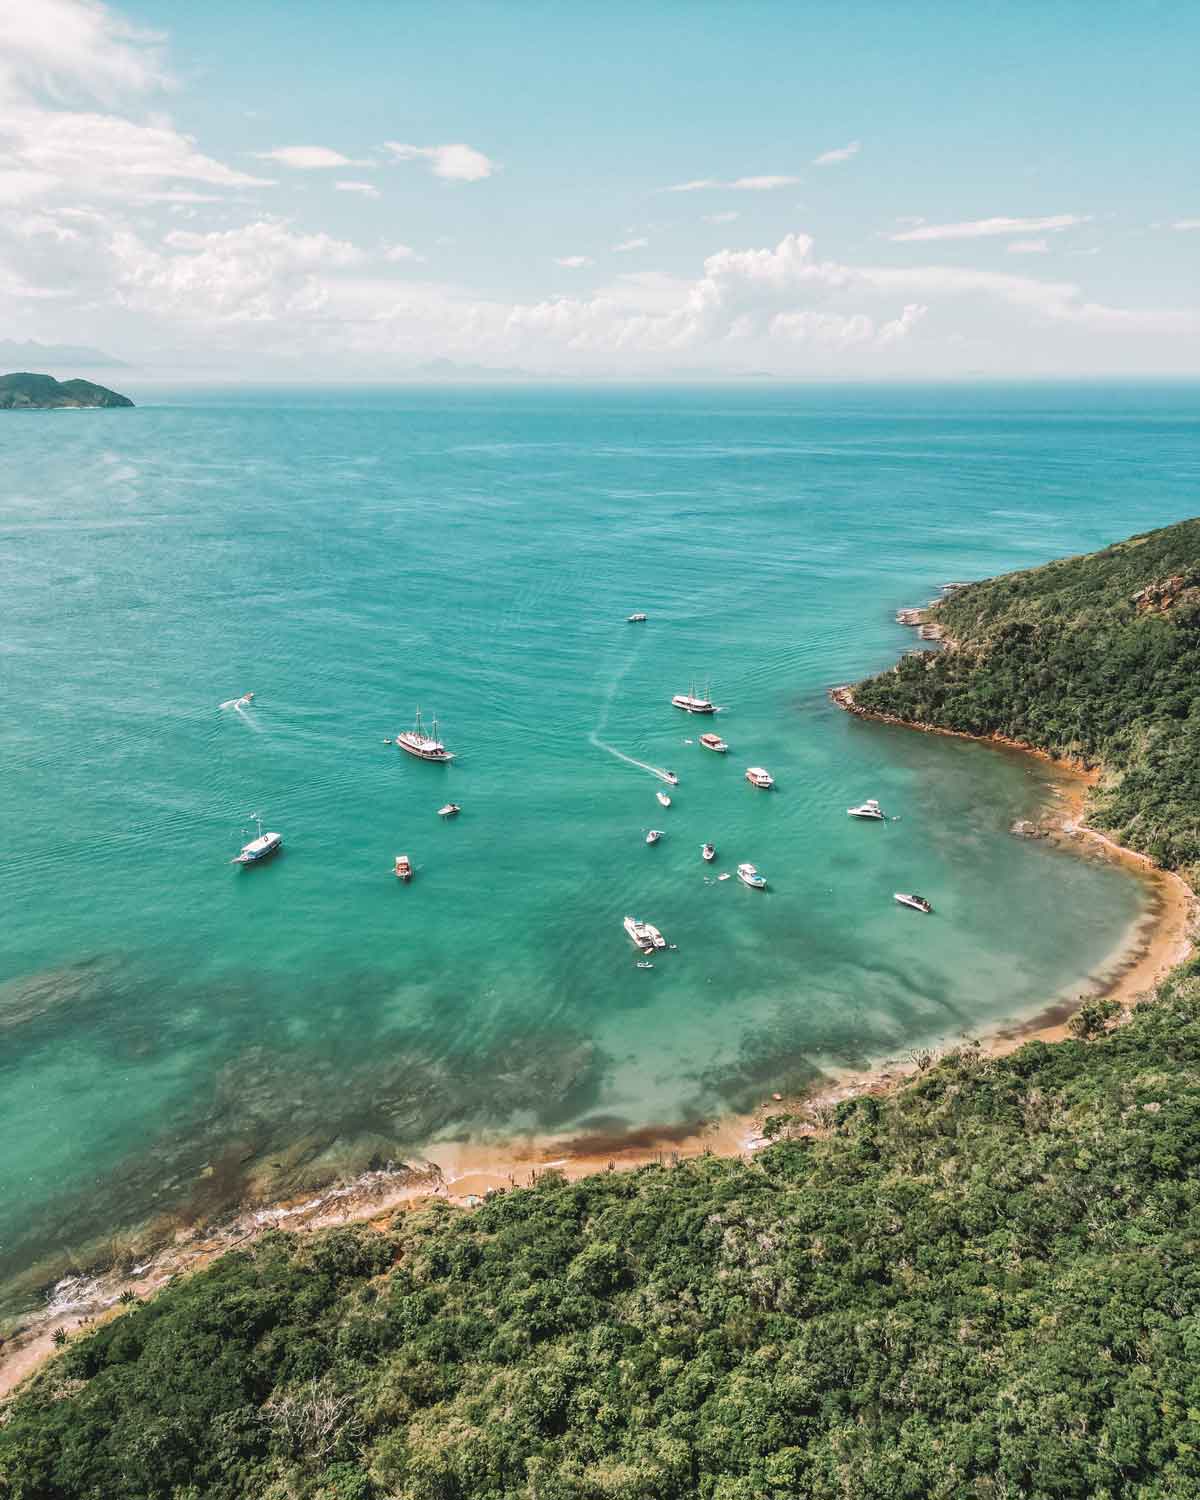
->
[[2, 0, 1198, 376]]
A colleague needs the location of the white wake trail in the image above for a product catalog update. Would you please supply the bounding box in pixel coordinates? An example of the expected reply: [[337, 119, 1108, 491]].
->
[[589, 647, 676, 784]]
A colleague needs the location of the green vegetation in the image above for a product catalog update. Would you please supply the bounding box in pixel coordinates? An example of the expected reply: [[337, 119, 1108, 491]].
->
[[0, 372, 133, 409], [852, 518, 1200, 883], [3, 957, 1200, 1499]]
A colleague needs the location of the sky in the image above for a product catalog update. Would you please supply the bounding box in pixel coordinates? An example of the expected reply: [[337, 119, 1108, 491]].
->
[[1, 0, 1198, 379]]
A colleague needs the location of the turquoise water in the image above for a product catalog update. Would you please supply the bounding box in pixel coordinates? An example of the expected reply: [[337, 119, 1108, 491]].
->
[[2, 383, 1196, 1302]]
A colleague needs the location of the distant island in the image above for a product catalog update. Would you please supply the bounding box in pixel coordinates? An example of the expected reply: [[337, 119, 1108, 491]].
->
[[0, 372, 133, 410]]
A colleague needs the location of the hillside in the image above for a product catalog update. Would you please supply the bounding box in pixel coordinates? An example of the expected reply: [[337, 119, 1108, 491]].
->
[[851, 518, 1200, 883], [0, 373, 133, 410]]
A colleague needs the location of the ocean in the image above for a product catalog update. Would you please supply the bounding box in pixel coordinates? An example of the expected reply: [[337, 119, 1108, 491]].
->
[[2, 381, 1196, 1308]]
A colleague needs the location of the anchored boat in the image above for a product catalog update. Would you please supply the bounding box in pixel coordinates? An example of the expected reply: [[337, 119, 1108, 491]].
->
[[232, 814, 281, 866], [737, 862, 767, 889], [699, 732, 727, 753], [394, 854, 413, 881], [656, 790, 672, 807], [628, 612, 647, 623], [701, 842, 716, 862], [848, 798, 885, 820], [671, 680, 716, 714], [646, 829, 664, 845], [624, 915, 667, 953], [894, 892, 932, 913], [437, 803, 460, 817], [395, 708, 455, 762], [745, 766, 774, 789]]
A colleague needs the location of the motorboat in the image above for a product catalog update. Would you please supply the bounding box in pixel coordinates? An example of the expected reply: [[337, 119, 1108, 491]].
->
[[646, 829, 664, 845], [394, 708, 455, 762], [848, 798, 885, 820], [737, 862, 767, 889], [656, 791, 671, 807], [661, 770, 679, 786], [701, 842, 716, 862], [894, 892, 932, 913], [717, 872, 731, 881], [233, 814, 281, 865], [745, 767, 774, 789], [437, 803, 461, 817], [628, 612, 647, 623], [671, 680, 716, 714], [624, 915, 667, 952], [394, 854, 413, 881], [699, 732, 727, 753], [636, 961, 654, 969]]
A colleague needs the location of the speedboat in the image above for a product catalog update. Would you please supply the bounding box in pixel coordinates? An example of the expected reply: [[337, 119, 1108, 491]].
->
[[671, 679, 716, 714], [894, 892, 932, 913], [646, 829, 664, 845], [737, 862, 767, 889], [662, 770, 679, 786], [232, 814, 281, 866], [699, 732, 727, 753], [624, 915, 666, 952], [437, 803, 460, 817], [394, 854, 413, 881], [745, 767, 774, 789], [628, 612, 647, 623], [701, 842, 716, 862], [848, 798, 885, 820], [656, 791, 671, 807], [394, 708, 455, 762]]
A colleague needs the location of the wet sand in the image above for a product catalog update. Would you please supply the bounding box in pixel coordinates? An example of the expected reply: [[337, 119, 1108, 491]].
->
[[3, 739, 1194, 1401]]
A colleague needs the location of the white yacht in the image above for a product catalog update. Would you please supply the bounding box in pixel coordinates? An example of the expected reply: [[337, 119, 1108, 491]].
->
[[745, 766, 774, 789], [656, 791, 672, 807], [628, 612, 647, 623], [395, 708, 455, 762], [699, 732, 727, 753], [894, 892, 932, 913], [646, 828, 664, 845], [671, 681, 716, 714], [848, 798, 885, 820], [737, 862, 767, 889], [437, 803, 461, 817], [624, 915, 667, 952], [701, 842, 716, 862], [233, 814, 281, 865]]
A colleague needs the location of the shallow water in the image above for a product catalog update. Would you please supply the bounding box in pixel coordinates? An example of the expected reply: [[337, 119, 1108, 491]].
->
[[2, 381, 1196, 1305]]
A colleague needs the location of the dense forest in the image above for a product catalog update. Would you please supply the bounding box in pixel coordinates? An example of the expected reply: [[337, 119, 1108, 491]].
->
[[852, 517, 1200, 883], [3, 954, 1200, 1500], [5, 520, 1200, 1499]]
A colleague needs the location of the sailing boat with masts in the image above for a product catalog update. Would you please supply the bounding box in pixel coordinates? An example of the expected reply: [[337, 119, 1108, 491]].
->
[[394, 708, 456, 762]]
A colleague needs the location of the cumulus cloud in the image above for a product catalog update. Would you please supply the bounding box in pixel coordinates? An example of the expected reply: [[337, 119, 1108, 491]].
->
[[335, 180, 380, 198], [812, 141, 860, 166], [0, 0, 167, 104], [1007, 239, 1048, 254], [255, 146, 368, 169], [890, 214, 1089, 242], [383, 242, 422, 261], [612, 237, 648, 252], [384, 142, 494, 181], [666, 175, 799, 192], [554, 255, 594, 268]]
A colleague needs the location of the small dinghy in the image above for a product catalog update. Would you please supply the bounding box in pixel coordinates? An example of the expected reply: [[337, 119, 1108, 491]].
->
[[717, 872, 731, 881], [894, 892, 932, 913], [394, 854, 413, 881], [437, 803, 461, 817], [636, 960, 654, 969], [646, 829, 664, 845], [656, 791, 671, 807], [701, 842, 716, 862]]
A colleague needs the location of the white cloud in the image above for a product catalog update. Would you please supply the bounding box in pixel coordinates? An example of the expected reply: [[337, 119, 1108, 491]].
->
[[704, 211, 739, 224], [554, 255, 594, 268], [255, 146, 368, 170], [666, 175, 799, 192], [336, 180, 380, 198], [1007, 239, 1049, 254], [769, 309, 875, 345], [612, 237, 648, 252], [384, 142, 494, 181], [812, 141, 861, 166], [0, 0, 167, 105], [1174, 219, 1200, 231], [890, 214, 1090, 242], [895, 215, 925, 227], [383, 242, 423, 262]]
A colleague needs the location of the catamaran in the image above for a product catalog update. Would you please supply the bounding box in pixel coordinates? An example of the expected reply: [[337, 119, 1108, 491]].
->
[[848, 798, 885, 820], [232, 814, 281, 865], [395, 708, 455, 762]]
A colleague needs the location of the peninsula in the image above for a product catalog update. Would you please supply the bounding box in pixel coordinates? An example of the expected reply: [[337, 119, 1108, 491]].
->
[[2, 521, 1198, 1499], [0, 371, 133, 410]]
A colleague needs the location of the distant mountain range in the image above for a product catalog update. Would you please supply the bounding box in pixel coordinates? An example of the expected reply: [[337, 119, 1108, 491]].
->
[[0, 372, 134, 409], [0, 340, 128, 368]]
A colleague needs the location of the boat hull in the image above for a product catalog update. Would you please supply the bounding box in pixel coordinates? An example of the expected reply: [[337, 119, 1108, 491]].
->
[[672, 697, 716, 714], [395, 739, 454, 762]]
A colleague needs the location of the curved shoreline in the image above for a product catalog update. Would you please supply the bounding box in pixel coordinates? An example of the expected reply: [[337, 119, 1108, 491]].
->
[[3, 696, 1195, 1401]]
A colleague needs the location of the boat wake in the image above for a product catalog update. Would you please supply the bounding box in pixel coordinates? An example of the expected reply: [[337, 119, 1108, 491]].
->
[[589, 649, 675, 784], [219, 695, 263, 732]]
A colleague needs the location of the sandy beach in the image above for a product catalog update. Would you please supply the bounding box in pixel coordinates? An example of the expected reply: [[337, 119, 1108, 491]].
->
[[2, 721, 1194, 1401]]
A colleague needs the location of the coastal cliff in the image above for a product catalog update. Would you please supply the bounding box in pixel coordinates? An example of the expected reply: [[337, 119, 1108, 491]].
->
[[0, 372, 133, 410], [4, 523, 1200, 1499]]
